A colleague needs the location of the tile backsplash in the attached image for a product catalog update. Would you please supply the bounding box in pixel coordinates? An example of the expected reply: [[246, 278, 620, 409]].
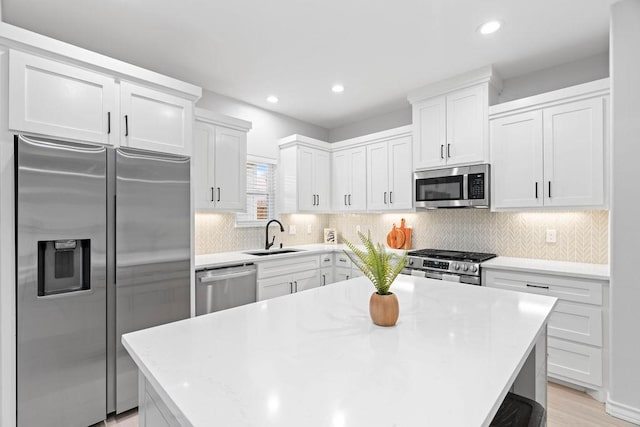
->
[[329, 210, 609, 264], [195, 210, 609, 264], [195, 213, 329, 254]]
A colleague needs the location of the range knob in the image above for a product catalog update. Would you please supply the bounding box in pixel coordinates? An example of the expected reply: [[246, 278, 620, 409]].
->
[[471, 265, 478, 273], [462, 264, 469, 272], [408, 259, 414, 266], [453, 263, 460, 270]]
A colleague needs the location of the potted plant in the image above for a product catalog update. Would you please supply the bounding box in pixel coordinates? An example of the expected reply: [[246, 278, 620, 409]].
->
[[342, 231, 407, 326]]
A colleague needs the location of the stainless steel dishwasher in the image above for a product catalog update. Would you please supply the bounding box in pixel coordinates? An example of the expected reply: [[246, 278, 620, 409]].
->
[[195, 264, 257, 316]]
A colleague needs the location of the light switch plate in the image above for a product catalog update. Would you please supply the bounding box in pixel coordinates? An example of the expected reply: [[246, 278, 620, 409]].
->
[[356, 225, 361, 233], [289, 225, 296, 235], [546, 229, 557, 243], [307, 224, 312, 234]]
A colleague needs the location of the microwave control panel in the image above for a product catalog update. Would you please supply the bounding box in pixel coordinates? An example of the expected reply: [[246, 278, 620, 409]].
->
[[468, 173, 485, 199]]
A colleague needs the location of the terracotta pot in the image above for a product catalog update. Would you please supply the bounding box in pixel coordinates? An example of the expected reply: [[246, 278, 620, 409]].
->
[[369, 292, 399, 327]]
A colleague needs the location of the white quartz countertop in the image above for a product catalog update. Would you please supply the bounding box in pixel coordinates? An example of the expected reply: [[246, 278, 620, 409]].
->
[[123, 275, 557, 427], [482, 256, 609, 280]]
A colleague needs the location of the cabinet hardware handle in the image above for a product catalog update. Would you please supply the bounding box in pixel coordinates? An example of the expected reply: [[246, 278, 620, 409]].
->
[[217, 187, 221, 202], [384, 191, 387, 204], [294, 281, 298, 292], [447, 144, 451, 158], [389, 191, 393, 204], [535, 182, 538, 199], [548, 181, 552, 198], [124, 115, 129, 137], [344, 194, 347, 206], [107, 112, 111, 134], [317, 194, 320, 206], [526, 284, 549, 290], [312, 194, 316, 206], [348, 194, 351, 205], [210, 187, 214, 202], [322, 275, 326, 286], [324, 258, 330, 262], [339, 258, 346, 262], [290, 282, 293, 293], [440, 144, 444, 159], [346, 275, 350, 280]]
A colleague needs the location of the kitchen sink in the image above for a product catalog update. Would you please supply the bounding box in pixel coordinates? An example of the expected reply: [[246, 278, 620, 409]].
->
[[244, 249, 306, 256]]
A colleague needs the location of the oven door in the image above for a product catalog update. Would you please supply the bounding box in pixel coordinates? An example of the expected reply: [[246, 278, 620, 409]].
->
[[415, 173, 466, 208]]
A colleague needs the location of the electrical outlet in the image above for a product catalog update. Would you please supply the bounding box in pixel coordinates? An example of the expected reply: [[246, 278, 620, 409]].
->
[[546, 229, 557, 243], [307, 224, 312, 234], [356, 225, 361, 233], [289, 225, 296, 235]]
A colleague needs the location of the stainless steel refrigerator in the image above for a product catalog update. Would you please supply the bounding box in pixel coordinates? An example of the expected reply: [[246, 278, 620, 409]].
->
[[15, 134, 191, 426]]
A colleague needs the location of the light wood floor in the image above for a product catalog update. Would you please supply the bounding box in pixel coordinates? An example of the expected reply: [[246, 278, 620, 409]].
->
[[103, 382, 638, 426]]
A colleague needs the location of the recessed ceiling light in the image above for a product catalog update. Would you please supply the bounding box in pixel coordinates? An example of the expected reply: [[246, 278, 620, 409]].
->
[[478, 20, 502, 35], [332, 84, 345, 93], [267, 95, 279, 103]]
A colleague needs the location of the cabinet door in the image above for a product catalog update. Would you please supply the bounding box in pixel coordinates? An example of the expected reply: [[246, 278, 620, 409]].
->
[[490, 111, 544, 209], [334, 267, 352, 282], [214, 127, 247, 211], [294, 269, 321, 292], [297, 148, 315, 211], [349, 147, 367, 211], [367, 142, 390, 210], [332, 150, 350, 211], [9, 50, 117, 145], [258, 275, 292, 301], [193, 122, 216, 210], [320, 267, 335, 286], [120, 82, 193, 156], [543, 98, 605, 207], [314, 150, 331, 210], [446, 85, 486, 166], [412, 96, 447, 170], [388, 136, 413, 210]]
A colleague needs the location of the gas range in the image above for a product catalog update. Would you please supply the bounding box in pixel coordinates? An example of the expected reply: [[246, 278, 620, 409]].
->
[[403, 249, 497, 285]]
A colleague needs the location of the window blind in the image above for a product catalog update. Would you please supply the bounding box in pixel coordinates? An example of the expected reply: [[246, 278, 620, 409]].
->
[[236, 162, 276, 227]]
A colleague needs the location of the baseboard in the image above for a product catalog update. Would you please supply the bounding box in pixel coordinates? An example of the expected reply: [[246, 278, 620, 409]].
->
[[606, 398, 640, 424]]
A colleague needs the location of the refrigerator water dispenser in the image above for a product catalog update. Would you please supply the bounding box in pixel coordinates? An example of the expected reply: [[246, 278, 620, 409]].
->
[[37, 239, 91, 296]]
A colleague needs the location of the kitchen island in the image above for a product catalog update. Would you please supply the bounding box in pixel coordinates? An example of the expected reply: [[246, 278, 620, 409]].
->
[[123, 275, 557, 427]]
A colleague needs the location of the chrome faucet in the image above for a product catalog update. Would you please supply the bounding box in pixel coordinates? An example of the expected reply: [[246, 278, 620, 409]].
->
[[265, 219, 284, 250]]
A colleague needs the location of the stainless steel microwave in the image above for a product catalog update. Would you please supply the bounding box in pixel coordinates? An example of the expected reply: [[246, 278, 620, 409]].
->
[[414, 164, 490, 209]]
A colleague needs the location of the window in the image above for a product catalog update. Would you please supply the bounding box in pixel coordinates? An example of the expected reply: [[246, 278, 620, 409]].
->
[[236, 161, 276, 227]]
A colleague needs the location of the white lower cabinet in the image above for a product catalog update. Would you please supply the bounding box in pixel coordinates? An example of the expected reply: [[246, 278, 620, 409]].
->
[[320, 268, 335, 286], [257, 255, 322, 301], [484, 268, 607, 391]]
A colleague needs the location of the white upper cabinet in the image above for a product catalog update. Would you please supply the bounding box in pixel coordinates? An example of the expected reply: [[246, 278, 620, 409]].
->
[[193, 109, 251, 212], [332, 147, 367, 211], [9, 49, 117, 145], [543, 98, 605, 207], [277, 136, 331, 213], [411, 96, 446, 169], [491, 111, 544, 209], [8, 49, 200, 156], [408, 66, 500, 171], [490, 79, 609, 210], [446, 85, 486, 165], [366, 135, 413, 211], [120, 82, 193, 156]]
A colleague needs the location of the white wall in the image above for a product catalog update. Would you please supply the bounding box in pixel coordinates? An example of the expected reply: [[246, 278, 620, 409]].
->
[[608, 0, 640, 423], [499, 52, 610, 103], [328, 107, 411, 142], [197, 90, 329, 160]]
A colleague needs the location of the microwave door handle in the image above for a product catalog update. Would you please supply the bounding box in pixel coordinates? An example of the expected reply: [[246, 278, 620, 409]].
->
[[462, 174, 469, 201]]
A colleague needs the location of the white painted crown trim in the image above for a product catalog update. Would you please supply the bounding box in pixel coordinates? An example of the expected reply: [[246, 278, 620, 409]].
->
[[331, 125, 412, 151], [195, 108, 252, 132], [277, 134, 332, 150], [606, 398, 640, 424], [407, 65, 502, 104]]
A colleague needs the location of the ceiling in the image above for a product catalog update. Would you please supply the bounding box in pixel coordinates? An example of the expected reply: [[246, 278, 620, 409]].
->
[[1, 0, 615, 129]]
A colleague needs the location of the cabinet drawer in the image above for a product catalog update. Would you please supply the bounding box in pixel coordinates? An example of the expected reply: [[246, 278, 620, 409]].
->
[[257, 255, 320, 279], [320, 253, 334, 267], [548, 301, 602, 346], [548, 337, 603, 387], [484, 270, 603, 305], [335, 254, 352, 268], [320, 268, 334, 286]]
